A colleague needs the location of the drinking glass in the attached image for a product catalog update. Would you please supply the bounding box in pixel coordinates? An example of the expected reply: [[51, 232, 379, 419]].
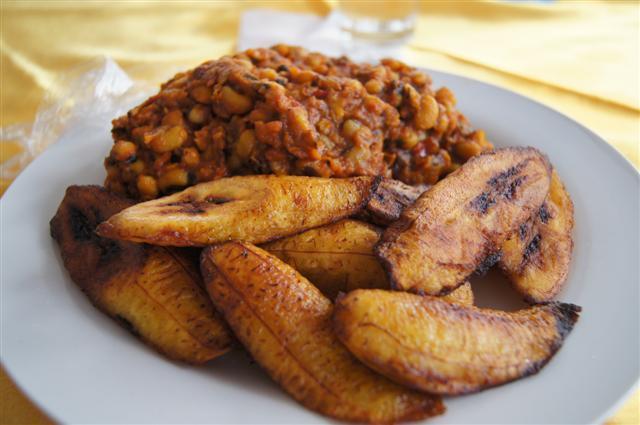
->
[[338, 0, 417, 43]]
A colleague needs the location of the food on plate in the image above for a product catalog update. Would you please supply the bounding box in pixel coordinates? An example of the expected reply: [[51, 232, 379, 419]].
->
[[376, 147, 551, 295], [500, 170, 574, 303], [50, 185, 232, 364], [46, 42, 580, 422], [104, 45, 492, 200], [333, 289, 580, 395], [97, 175, 383, 246], [263, 218, 474, 305], [201, 242, 444, 423], [361, 165, 573, 302]]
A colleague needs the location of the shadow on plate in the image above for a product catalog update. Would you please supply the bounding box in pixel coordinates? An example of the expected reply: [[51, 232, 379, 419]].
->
[[470, 268, 527, 311]]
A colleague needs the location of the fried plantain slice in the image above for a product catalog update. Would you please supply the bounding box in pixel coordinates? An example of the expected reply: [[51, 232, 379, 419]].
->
[[201, 242, 444, 423], [500, 170, 574, 303], [376, 147, 551, 295], [97, 175, 381, 246], [262, 219, 474, 304], [360, 179, 427, 225], [50, 185, 232, 364], [262, 219, 387, 299], [334, 289, 580, 395]]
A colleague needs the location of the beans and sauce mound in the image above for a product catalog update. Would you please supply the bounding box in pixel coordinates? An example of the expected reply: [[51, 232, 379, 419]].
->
[[105, 45, 492, 200]]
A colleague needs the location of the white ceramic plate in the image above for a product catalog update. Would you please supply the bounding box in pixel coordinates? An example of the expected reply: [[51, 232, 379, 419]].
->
[[2, 70, 638, 424]]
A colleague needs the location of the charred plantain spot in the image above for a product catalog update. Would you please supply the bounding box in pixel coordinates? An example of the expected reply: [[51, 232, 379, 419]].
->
[[538, 203, 552, 224], [205, 195, 233, 204], [551, 302, 582, 339], [475, 250, 502, 276], [115, 314, 140, 337], [518, 222, 530, 241], [487, 164, 521, 188], [470, 163, 527, 214], [470, 193, 493, 214], [522, 233, 542, 264], [180, 203, 207, 214], [96, 237, 123, 265], [164, 198, 192, 207], [164, 196, 233, 215], [51, 186, 148, 288], [68, 204, 125, 266], [365, 179, 424, 224], [69, 206, 95, 241]]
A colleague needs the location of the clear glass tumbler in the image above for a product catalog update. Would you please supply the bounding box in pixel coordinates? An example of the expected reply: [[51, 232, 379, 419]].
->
[[338, 0, 417, 43]]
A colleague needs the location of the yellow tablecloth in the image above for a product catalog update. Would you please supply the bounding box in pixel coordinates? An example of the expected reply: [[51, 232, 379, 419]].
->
[[1, 1, 638, 423]]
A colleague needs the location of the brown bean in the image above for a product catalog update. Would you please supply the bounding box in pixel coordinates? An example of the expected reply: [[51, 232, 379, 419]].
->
[[150, 126, 187, 153], [260, 68, 278, 80], [415, 95, 439, 130], [130, 159, 145, 174], [236, 130, 256, 159], [191, 85, 212, 104], [182, 147, 200, 168], [365, 79, 383, 94], [112, 141, 137, 161], [436, 87, 456, 106], [401, 129, 419, 150], [329, 97, 345, 121], [137, 175, 158, 199], [293, 70, 314, 84], [342, 119, 361, 139], [158, 168, 189, 191], [411, 72, 429, 86], [454, 141, 482, 160], [220, 86, 252, 114], [188, 105, 209, 124], [162, 110, 184, 126], [404, 84, 421, 109]]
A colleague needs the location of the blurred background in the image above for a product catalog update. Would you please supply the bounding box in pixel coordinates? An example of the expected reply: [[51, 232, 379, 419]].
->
[[1, 1, 638, 423]]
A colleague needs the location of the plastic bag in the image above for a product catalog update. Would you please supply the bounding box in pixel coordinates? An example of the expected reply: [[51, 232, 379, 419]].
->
[[0, 57, 153, 180]]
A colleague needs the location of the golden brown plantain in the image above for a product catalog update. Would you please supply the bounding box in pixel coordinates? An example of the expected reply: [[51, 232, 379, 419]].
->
[[262, 219, 474, 304], [201, 242, 444, 423], [500, 170, 574, 303], [50, 185, 232, 364], [261, 219, 387, 299], [333, 289, 580, 395], [359, 179, 427, 225], [376, 147, 551, 295], [97, 175, 381, 246]]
